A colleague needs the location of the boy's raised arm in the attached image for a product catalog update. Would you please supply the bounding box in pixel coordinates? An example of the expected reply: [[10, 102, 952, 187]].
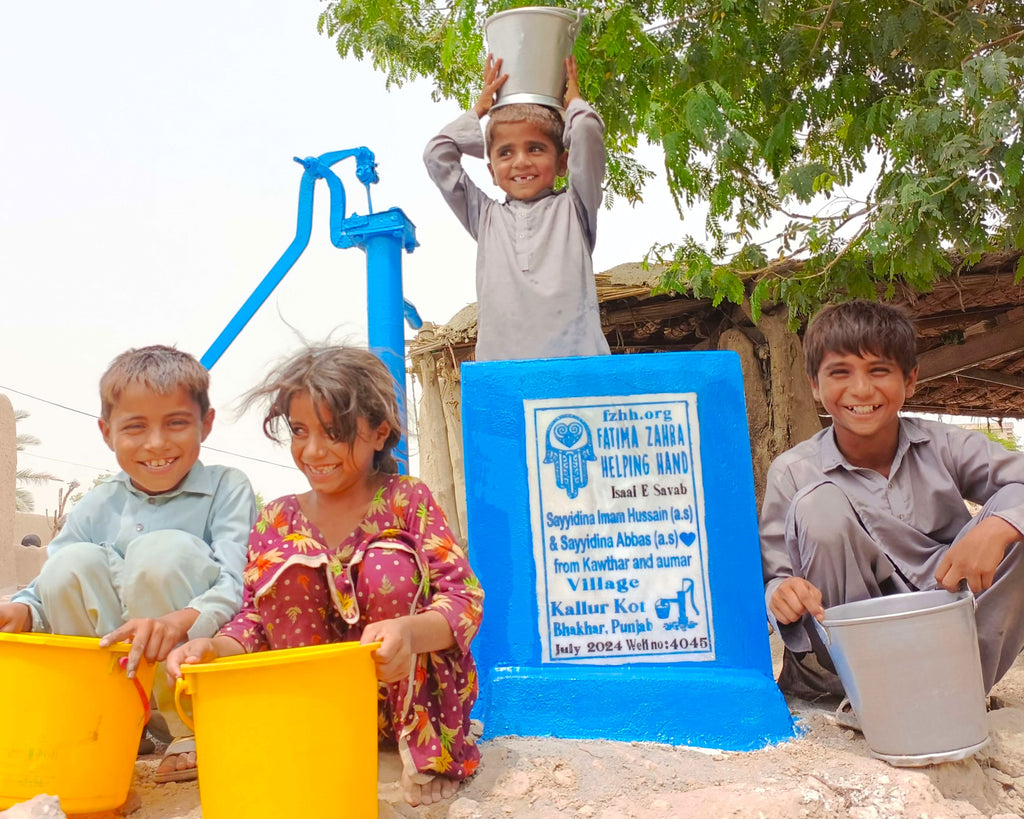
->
[[424, 116, 489, 239], [473, 54, 508, 119], [563, 54, 581, 107], [423, 54, 510, 240], [563, 56, 605, 249]]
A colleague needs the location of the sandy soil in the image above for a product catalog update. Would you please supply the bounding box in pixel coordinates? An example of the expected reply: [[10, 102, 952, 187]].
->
[[9, 640, 1024, 819]]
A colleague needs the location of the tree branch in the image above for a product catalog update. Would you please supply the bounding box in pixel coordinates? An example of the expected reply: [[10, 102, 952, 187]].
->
[[962, 29, 1024, 67], [806, 0, 840, 66], [903, 0, 957, 28], [810, 221, 871, 280]]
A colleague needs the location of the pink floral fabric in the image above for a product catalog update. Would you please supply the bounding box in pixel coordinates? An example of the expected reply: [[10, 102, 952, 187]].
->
[[218, 475, 483, 781]]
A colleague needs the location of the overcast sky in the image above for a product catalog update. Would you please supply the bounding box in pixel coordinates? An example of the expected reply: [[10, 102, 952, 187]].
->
[[2, 1, 688, 515]]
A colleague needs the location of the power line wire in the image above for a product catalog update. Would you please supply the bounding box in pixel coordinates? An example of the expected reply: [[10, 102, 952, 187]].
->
[[1, 385, 96, 419], [2, 385, 297, 472], [200, 446, 297, 471], [17, 451, 110, 473]]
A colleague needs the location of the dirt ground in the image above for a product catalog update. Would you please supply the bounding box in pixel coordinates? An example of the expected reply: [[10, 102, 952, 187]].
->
[[7, 637, 1024, 818], [16, 638, 1024, 818]]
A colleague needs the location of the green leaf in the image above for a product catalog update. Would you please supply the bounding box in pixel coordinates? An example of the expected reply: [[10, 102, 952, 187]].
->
[[978, 51, 1010, 94], [750, 279, 770, 323], [1005, 143, 1023, 189], [711, 269, 745, 307]]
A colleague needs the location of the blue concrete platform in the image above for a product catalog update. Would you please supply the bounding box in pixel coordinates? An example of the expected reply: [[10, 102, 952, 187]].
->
[[461, 352, 796, 750]]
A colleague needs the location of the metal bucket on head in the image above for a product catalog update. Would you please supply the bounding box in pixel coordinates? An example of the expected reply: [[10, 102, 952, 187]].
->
[[815, 589, 989, 766], [484, 6, 583, 111]]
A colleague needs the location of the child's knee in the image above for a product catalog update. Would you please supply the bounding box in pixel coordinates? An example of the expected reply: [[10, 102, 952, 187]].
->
[[357, 549, 420, 620], [124, 530, 215, 586], [36, 542, 108, 594], [268, 564, 332, 606], [985, 484, 1024, 516], [793, 482, 857, 544]]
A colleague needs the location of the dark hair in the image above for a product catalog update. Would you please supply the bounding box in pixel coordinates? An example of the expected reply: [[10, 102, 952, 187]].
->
[[803, 300, 918, 380], [100, 345, 210, 420], [485, 102, 565, 157], [241, 345, 403, 474]]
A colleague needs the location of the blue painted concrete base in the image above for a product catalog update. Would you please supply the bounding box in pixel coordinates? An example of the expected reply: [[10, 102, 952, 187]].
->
[[479, 665, 795, 751], [462, 353, 799, 750]]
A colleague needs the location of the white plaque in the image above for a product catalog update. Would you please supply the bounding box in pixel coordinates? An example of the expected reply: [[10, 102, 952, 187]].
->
[[525, 394, 715, 664]]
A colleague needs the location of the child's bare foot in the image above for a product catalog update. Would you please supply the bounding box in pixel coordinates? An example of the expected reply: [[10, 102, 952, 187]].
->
[[401, 770, 460, 806], [154, 736, 198, 783]]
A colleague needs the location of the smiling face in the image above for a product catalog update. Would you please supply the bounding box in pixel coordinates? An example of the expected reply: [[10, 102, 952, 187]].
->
[[99, 384, 214, 495], [287, 391, 390, 498], [487, 119, 568, 200], [812, 351, 918, 461]]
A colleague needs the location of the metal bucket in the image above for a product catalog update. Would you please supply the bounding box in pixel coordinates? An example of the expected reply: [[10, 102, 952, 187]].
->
[[814, 589, 989, 766], [484, 6, 583, 111]]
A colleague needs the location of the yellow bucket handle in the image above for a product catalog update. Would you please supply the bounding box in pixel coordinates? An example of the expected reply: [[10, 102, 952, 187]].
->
[[117, 656, 152, 723], [174, 676, 195, 732]]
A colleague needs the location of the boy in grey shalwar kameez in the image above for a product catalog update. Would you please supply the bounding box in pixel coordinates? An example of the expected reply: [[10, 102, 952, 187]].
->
[[760, 300, 1024, 696], [423, 54, 610, 361]]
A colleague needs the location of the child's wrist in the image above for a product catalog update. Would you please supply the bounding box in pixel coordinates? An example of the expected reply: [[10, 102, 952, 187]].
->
[[162, 607, 200, 638], [11, 603, 32, 631]]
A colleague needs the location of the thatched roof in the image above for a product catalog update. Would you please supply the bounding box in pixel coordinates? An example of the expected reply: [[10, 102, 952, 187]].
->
[[409, 250, 1024, 418]]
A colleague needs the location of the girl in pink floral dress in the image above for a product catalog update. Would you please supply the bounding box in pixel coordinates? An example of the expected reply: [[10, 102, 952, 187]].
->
[[167, 346, 483, 807]]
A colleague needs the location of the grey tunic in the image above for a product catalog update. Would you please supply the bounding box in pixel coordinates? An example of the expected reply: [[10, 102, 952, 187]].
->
[[423, 99, 611, 361], [760, 416, 1024, 688]]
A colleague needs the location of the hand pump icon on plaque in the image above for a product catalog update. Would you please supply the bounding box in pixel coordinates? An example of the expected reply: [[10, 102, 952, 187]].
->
[[655, 578, 700, 630]]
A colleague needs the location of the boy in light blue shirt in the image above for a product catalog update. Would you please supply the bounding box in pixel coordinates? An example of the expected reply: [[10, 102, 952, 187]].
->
[[0, 345, 256, 783]]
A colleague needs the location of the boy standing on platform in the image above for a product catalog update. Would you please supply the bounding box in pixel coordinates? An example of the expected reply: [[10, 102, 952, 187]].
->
[[424, 55, 610, 361], [760, 300, 1024, 694]]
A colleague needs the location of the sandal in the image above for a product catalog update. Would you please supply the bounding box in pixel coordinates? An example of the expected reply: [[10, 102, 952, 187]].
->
[[146, 711, 173, 744], [834, 697, 862, 732], [137, 731, 156, 756], [154, 736, 198, 784]]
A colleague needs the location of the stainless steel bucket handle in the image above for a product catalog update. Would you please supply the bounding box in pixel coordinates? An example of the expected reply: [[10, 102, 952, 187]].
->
[[568, 8, 585, 39], [956, 579, 979, 610]]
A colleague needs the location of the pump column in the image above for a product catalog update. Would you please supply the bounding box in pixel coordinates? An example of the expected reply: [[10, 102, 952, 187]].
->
[[338, 207, 418, 468]]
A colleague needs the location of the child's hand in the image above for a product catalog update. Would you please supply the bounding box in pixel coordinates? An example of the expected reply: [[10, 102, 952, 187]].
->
[[166, 638, 219, 680], [473, 54, 508, 119], [0, 602, 31, 633], [935, 516, 1021, 593], [769, 577, 825, 624], [361, 617, 416, 683], [564, 55, 581, 106], [99, 608, 198, 678]]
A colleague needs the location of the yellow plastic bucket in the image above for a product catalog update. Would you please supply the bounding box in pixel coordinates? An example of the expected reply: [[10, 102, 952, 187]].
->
[[175, 641, 379, 818], [0, 632, 156, 812]]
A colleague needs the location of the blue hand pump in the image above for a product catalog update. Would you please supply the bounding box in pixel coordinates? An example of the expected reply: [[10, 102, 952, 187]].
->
[[200, 148, 421, 469]]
